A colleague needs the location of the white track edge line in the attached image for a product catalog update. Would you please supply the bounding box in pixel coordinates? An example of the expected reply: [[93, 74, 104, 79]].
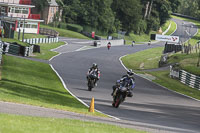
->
[[49, 53, 62, 62], [170, 20, 177, 35], [49, 41, 120, 120], [162, 22, 172, 35], [51, 41, 68, 51], [119, 55, 200, 102], [49, 64, 120, 120], [50, 64, 89, 107]]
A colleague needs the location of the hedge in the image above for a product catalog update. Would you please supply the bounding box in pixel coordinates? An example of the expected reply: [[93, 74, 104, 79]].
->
[[67, 24, 83, 33]]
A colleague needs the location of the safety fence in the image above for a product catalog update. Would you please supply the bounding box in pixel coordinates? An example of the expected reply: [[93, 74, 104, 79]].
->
[[170, 66, 200, 90], [2, 42, 34, 57], [179, 70, 200, 90], [0, 41, 3, 65], [39, 28, 59, 37], [164, 43, 182, 53], [23, 37, 59, 45]]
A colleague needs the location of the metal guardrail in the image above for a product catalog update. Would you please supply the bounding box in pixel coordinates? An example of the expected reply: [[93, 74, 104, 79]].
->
[[179, 70, 200, 90], [39, 28, 59, 37], [170, 66, 200, 90], [0, 41, 3, 65]]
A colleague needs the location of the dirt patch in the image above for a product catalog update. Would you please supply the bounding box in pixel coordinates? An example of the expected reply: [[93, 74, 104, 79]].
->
[[140, 63, 144, 69]]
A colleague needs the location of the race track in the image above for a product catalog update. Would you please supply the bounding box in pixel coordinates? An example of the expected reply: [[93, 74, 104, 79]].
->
[[50, 18, 200, 133]]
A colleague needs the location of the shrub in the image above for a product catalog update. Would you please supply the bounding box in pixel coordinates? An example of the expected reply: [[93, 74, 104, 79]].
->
[[66, 24, 83, 33], [58, 22, 67, 29], [83, 25, 108, 36]]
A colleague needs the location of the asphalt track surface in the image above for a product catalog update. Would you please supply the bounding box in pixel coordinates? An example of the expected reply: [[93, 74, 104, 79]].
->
[[49, 18, 200, 133], [0, 18, 200, 133]]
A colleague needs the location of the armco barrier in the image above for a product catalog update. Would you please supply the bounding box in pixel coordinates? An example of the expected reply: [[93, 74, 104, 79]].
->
[[2, 42, 33, 57], [164, 43, 182, 53], [0, 41, 3, 65], [7, 43, 20, 55], [96, 39, 124, 47], [23, 37, 59, 45], [39, 28, 59, 37], [179, 70, 200, 90], [170, 66, 200, 90]]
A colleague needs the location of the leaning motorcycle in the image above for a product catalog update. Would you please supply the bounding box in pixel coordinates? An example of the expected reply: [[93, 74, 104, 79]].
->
[[87, 71, 97, 91], [112, 86, 127, 108], [112, 81, 135, 108]]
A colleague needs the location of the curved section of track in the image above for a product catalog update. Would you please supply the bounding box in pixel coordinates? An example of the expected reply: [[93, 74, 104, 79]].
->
[[50, 18, 200, 133]]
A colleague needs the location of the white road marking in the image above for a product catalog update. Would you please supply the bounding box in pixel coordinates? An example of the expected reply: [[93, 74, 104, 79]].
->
[[119, 54, 200, 102], [73, 41, 93, 44], [49, 44, 120, 120]]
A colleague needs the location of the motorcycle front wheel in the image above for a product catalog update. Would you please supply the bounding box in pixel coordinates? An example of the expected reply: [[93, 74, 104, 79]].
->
[[114, 94, 123, 108], [88, 79, 94, 91]]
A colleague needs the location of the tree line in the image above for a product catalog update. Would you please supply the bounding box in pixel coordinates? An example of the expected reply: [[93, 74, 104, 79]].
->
[[33, 0, 180, 35], [177, 0, 200, 19]]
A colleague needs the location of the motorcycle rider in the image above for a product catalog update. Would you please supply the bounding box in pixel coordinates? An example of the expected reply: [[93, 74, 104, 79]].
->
[[111, 69, 135, 97], [87, 63, 100, 86]]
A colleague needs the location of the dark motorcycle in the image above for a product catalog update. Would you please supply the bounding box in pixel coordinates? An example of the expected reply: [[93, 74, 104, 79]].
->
[[112, 81, 135, 108], [112, 86, 127, 108], [87, 71, 97, 91]]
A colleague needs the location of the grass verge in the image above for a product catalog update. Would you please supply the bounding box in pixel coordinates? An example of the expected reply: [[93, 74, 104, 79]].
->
[[168, 52, 200, 76], [14, 33, 46, 40], [121, 47, 200, 100], [33, 41, 65, 60], [40, 25, 90, 39], [161, 20, 171, 32], [0, 113, 145, 133], [2, 38, 29, 47], [164, 20, 177, 35], [0, 55, 104, 117], [122, 47, 164, 70], [147, 70, 200, 100]]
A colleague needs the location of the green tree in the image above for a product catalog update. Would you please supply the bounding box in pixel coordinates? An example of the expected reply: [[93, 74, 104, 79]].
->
[[82, 0, 115, 33], [140, 0, 176, 33], [178, 0, 199, 19], [154, 0, 171, 25], [32, 0, 47, 13], [168, 0, 181, 13], [112, 0, 142, 35], [62, 0, 83, 23]]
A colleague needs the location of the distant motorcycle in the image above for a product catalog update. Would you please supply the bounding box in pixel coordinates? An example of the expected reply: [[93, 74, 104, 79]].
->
[[87, 70, 98, 91], [112, 80, 135, 108]]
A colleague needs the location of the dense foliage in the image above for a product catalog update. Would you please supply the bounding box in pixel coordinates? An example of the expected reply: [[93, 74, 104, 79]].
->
[[34, 0, 180, 35], [32, 0, 47, 13], [177, 0, 200, 19]]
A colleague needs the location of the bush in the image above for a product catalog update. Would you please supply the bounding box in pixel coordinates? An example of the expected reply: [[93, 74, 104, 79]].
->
[[83, 25, 108, 36], [47, 22, 59, 28], [66, 24, 83, 33], [58, 22, 67, 29]]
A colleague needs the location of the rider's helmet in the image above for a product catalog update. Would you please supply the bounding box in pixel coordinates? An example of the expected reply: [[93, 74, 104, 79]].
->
[[127, 69, 134, 78], [92, 63, 98, 69]]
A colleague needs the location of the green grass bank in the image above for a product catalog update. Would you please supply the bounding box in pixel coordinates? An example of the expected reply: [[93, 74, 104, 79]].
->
[[40, 25, 90, 39], [0, 55, 104, 117], [122, 47, 164, 70], [0, 113, 145, 133], [33, 41, 65, 60], [121, 47, 200, 100]]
